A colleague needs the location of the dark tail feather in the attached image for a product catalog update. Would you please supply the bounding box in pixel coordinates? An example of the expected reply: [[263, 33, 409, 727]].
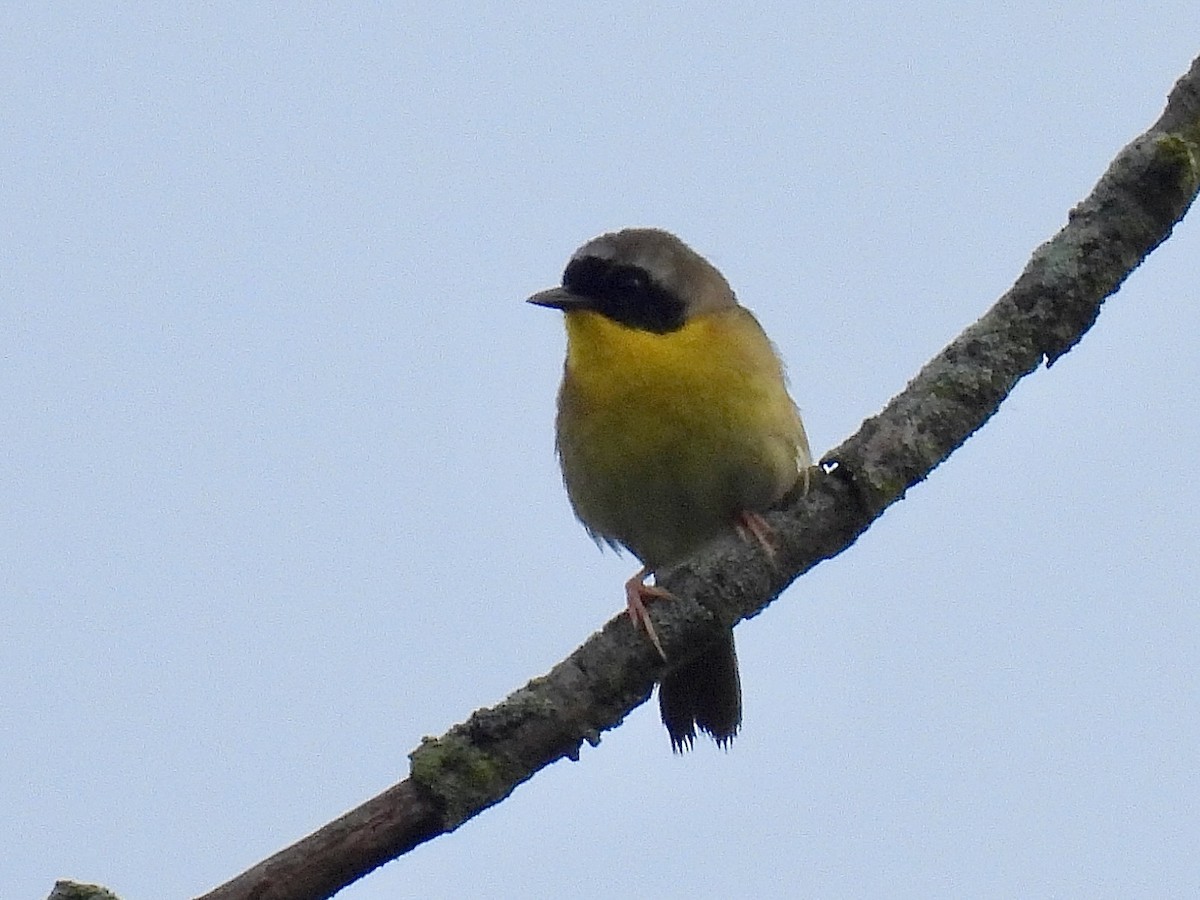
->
[[658, 629, 742, 752]]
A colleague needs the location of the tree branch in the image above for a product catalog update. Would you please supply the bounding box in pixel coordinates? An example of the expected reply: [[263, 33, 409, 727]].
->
[[172, 53, 1200, 900]]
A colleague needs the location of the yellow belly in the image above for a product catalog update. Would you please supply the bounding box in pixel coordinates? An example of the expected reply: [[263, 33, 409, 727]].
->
[[555, 307, 809, 569]]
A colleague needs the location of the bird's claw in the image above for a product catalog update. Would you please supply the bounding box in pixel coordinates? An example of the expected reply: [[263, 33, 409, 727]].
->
[[624, 568, 670, 660]]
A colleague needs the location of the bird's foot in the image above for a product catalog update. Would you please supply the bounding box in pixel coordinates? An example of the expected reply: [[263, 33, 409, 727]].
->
[[735, 510, 779, 563], [625, 567, 671, 660]]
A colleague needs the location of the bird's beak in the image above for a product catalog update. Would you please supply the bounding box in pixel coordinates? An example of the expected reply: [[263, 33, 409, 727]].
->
[[527, 286, 590, 310]]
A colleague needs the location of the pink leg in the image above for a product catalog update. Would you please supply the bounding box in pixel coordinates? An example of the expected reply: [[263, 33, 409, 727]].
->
[[735, 510, 778, 561], [624, 567, 670, 660]]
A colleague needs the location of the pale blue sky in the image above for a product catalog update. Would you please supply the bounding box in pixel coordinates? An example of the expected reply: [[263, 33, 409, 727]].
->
[[4, 5, 1199, 898]]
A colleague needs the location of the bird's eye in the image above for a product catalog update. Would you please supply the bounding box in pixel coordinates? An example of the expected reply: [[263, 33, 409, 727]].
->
[[613, 267, 650, 294]]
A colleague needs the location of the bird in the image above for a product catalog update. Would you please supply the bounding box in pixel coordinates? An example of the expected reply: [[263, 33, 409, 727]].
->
[[528, 228, 811, 750]]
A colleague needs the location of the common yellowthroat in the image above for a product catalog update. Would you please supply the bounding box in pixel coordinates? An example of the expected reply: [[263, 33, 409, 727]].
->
[[529, 228, 811, 750]]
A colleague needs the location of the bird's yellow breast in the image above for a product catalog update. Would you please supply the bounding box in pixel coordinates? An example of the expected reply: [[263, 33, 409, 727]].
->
[[555, 307, 808, 569]]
